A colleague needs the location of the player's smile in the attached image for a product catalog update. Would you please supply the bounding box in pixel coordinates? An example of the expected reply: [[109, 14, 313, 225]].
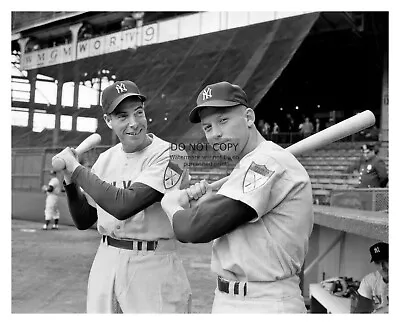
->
[[126, 129, 142, 137]]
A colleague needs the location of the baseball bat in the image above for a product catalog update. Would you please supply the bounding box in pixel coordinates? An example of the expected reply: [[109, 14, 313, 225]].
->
[[209, 110, 375, 190], [52, 133, 102, 171]]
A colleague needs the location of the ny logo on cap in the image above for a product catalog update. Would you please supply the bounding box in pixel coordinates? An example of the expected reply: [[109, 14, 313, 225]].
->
[[202, 87, 212, 101], [115, 83, 128, 94], [374, 247, 380, 254]]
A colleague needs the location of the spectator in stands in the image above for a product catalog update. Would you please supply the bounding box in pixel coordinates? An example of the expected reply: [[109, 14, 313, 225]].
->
[[286, 113, 295, 133], [41, 170, 61, 230], [262, 122, 271, 140], [352, 242, 388, 313], [257, 119, 265, 134], [326, 117, 335, 128], [346, 144, 388, 188], [272, 122, 280, 143], [315, 118, 321, 133], [299, 117, 314, 138]]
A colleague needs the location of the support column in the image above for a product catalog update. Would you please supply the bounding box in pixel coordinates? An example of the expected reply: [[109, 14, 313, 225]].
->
[[72, 65, 80, 131], [17, 37, 30, 55], [97, 77, 102, 105], [53, 70, 64, 148], [379, 51, 388, 158], [69, 23, 83, 60], [27, 69, 37, 132]]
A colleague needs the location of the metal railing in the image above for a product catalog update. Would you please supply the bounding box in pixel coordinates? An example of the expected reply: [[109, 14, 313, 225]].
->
[[330, 188, 389, 211]]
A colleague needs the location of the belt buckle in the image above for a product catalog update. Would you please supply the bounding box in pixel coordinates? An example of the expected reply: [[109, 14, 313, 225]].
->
[[137, 241, 158, 251], [218, 276, 247, 297]]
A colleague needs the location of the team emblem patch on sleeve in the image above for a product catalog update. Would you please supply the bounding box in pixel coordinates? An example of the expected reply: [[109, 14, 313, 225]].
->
[[243, 162, 275, 193], [163, 161, 183, 189]]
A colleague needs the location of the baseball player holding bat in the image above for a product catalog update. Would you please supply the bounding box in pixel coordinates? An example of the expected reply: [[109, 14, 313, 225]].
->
[[161, 81, 314, 313], [55, 80, 192, 313]]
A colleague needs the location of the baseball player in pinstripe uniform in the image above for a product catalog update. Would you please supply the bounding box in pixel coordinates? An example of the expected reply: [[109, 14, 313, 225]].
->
[[56, 81, 192, 313], [161, 81, 314, 313], [42, 170, 61, 230]]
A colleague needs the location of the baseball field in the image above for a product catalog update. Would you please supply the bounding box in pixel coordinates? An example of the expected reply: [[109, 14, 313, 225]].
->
[[12, 218, 215, 313]]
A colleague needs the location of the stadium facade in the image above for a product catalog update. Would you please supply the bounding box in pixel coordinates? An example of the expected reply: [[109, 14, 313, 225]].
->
[[11, 11, 388, 152]]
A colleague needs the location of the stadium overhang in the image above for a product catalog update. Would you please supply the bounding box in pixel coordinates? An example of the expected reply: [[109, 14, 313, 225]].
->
[[24, 11, 362, 84], [12, 12, 387, 147]]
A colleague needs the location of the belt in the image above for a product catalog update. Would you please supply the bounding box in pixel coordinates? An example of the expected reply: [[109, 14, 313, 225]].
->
[[217, 276, 247, 296], [102, 235, 158, 251]]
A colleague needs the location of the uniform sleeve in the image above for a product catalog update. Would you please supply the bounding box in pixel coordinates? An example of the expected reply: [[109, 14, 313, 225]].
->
[[358, 274, 373, 299], [171, 194, 257, 243], [71, 166, 163, 221], [135, 147, 189, 193], [217, 156, 290, 222], [83, 159, 101, 208], [64, 181, 98, 230]]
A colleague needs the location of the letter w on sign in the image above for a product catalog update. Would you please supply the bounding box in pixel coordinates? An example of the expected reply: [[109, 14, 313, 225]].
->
[[164, 161, 183, 189], [243, 162, 274, 193]]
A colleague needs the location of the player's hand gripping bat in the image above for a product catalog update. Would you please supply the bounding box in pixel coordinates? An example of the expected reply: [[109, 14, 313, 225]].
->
[[52, 133, 102, 172]]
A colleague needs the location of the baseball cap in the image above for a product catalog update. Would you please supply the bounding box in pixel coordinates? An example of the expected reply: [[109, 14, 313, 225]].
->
[[369, 242, 388, 262], [189, 81, 249, 123], [101, 80, 146, 114]]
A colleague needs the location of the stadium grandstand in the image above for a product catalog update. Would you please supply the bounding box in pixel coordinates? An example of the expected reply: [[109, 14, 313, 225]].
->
[[11, 11, 389, 310], [12, 11, 388, 200]]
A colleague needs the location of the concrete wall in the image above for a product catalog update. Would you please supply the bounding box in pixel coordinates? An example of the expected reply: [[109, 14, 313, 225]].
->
[[11, 190, 95, 229]]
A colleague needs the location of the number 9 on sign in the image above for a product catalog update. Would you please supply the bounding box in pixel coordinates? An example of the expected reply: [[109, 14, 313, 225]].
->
[[142, 24, 158, 45]]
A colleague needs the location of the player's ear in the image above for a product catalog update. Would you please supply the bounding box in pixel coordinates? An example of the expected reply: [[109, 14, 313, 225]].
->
[[245, 107, 255, 127], [103, 114, 113, 129]]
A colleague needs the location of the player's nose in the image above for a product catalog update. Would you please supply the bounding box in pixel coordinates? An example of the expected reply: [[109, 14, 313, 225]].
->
[[211, 125, 223, 139], [127, 115, 139, 128]]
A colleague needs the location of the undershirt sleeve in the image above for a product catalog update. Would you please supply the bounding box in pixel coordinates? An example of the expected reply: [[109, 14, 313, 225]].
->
[[71, 166, 163, 220], [171, 193, 257, 243]]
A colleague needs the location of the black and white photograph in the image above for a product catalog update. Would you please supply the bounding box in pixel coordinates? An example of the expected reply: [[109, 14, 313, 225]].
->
[[9, 8, 393, 316]]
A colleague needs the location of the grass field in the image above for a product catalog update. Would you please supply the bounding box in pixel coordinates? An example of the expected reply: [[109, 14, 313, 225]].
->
[[12, 219, 215, 313]]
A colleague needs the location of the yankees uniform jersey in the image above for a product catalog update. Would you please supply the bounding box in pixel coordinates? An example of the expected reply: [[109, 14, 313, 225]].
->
[[358, 271, 389, 312], [214, 140, 314, 282], [65, 133, 192, 313], [84, 134, 187, 241], [169, 140, 314, 313]]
